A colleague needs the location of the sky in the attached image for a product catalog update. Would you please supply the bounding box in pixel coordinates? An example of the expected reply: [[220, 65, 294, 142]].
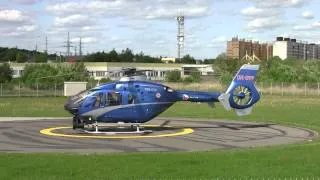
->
[[0, 0, 319, 59]]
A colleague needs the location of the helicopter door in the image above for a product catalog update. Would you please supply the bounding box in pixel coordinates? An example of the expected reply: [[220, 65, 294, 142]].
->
[[107, 92, 122, 106], [121, 92, 135, 105]]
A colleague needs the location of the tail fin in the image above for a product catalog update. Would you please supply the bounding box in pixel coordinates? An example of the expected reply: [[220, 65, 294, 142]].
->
[[218, 64, 260, 116]]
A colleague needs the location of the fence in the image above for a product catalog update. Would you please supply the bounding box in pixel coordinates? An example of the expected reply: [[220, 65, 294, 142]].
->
[[0, 81, 319, 97], [164, 82, 320, 97], [0, 82, 98, 97]]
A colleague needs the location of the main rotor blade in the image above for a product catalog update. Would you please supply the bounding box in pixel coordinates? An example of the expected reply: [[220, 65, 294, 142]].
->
[[160, 120, 171, 127]]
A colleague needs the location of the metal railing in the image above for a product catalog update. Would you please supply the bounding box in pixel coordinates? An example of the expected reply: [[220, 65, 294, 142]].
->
[[0, 81, 319, 97]]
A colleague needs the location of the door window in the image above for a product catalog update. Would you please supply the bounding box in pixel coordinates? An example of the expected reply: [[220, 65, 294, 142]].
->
[[94, 92, 106, 107], [128, 94, 135, 104], [107, 92, 122, 106]]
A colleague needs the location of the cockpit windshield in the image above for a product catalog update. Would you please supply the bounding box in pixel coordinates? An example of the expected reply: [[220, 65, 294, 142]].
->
[[71, 89, 95, 105]]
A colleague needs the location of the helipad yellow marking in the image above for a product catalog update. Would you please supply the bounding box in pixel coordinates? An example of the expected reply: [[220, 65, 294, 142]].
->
[[40, 126, 194, 139]]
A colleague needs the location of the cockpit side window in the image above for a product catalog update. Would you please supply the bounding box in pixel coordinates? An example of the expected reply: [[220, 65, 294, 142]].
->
[[94, 92, 105, 107], [107, 92, 122, 106]]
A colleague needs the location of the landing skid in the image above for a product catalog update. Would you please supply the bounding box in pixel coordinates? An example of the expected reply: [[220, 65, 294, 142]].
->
[[80, 121, 153, 135]]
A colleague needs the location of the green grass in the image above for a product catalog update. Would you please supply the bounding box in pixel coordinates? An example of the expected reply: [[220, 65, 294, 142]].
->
[[1, 145, 320, 179], [0, 97, 69, 117], [0, 96, 320, 179]]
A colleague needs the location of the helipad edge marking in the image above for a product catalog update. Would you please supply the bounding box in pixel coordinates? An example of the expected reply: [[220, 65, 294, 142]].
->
[[40, 126, 194, 139]]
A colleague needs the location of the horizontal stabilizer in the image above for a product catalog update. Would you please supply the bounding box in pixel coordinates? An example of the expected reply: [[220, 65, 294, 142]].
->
[[218, 93, 231, 111], [235, 107, 252, 116]]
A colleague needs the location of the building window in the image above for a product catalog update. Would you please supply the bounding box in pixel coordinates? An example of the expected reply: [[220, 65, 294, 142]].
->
[[13, 70, 18, 76], [87, 71, 94, 76], [96, 71, 106, 77]]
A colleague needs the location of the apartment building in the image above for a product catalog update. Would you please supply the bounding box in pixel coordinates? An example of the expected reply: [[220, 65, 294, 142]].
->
[[227, 37, 273, 60], [273, 37, 320, 60]]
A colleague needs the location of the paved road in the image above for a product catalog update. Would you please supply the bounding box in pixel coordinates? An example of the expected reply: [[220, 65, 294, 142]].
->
[[0, 117, 316, 153]]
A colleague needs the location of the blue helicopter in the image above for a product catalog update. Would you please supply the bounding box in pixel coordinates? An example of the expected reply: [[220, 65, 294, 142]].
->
[[64, 64, 260, 131]]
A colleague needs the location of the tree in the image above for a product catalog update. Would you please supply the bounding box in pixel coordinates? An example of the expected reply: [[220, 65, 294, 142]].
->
[[216, 52, 227, 61], [180, 54, 196, 64], [4, 48, 17, 62], [0, 63, 13, 83], [16, 52, 27, 63], [119, 48, 134, 62], [108, 49, 119, 62], [203, 59, 215, 64], [21, 62, 89, 89], [35, 53, 48, 63], [21, 64, 59, 89]]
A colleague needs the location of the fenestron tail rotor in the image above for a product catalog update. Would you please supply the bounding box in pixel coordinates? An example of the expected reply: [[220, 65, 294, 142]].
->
[[232, 85, 252, 106]]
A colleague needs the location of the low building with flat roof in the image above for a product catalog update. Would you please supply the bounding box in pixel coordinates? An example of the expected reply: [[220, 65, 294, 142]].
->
[[7, 62, 214, 81], [161, 57, 176, 63]]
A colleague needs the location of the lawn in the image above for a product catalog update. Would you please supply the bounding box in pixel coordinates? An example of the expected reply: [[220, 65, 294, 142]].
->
[[0, 95, 320, 179]]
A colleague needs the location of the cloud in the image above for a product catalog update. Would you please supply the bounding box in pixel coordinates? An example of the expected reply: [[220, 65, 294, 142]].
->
[[117, 20, 150, 30], [246, 17, 282, 32], [0, 9, 37, 37], [53, 14, 92, 27], [16, 24, 37, 32], [46, 0, 213, 19], [10, 0, 38, 5], [0, 9, 29, 23], [301, 11, 314, 19], [0, 25, 37, 37], [71, 37, 98, 43], [293, 21, 320, 31], [241, 6, 280, 17], [211, 36, 226, 43], [241, 0, 309, 33], [249, 0, 310, 8]]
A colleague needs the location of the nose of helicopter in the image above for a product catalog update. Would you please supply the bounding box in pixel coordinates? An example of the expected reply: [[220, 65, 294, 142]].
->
[[64, 98, 80, 115]]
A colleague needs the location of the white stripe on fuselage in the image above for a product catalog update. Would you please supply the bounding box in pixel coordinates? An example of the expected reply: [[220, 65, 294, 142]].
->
[[81, 102, 173, 119]]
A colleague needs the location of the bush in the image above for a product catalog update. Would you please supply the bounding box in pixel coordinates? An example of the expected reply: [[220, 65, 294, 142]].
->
[[99, 78, 111, 84], [183, 72, 201, 83], [165, 70, 181, 82], [0, 63, 13, 83], [219, 72, 233, 85], [183, 76, 194, 83], [21, 62, 90, 89]]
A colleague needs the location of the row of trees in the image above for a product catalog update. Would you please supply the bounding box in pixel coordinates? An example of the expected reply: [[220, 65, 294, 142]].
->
[[0, 47, 58, 63], [0, 46, 199, 64], [82, 49, 198, 64], [84, 48, 162, 63]]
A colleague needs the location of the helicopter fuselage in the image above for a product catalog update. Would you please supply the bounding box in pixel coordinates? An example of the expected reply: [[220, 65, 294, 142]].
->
[[65, 80, 221, 124], [65, 64, 261, 129]]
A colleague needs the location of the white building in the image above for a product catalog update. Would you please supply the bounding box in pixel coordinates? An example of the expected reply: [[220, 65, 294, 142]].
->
[[273, 37, 320, 60], [8, 62, 214, 81], [181, 64, 214, 76]]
